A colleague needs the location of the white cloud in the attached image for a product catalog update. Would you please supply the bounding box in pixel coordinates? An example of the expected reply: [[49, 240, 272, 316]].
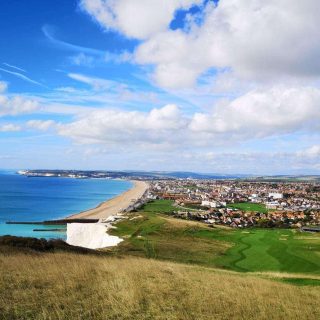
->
[[0, 81, 8, 93], [69, 53, 95, 67], [59, 104, 187, 146], [0, 124, 21, 132], [68, 51, 130, 67], [80, 0, 202, 39], [68, 73, 113, 90], [139, 0, 320, 87], [173, 149, 320, 174], [1, 1, 318, 174], [57, 84, 320, 149], [297, 145, 320, 159], [55, 86, 79, 93], [189, 86, 320, 139], [65, 73, 159, 105], [0, 95, 39, 117], [81, 0, 320, 88], [27, 120, 56, 131], [135, 29, 208, 88], [0, 82, 39, 117], [61, 145, 320, 174]]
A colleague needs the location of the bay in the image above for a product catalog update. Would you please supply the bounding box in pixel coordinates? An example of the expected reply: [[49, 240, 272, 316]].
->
[[0, 171, 132, 239]]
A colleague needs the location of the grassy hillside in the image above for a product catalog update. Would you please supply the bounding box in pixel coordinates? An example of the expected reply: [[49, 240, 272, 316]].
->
[[1, 250, 320, 320], [110, 200, 320, 274], [1, 199, 319, 319]]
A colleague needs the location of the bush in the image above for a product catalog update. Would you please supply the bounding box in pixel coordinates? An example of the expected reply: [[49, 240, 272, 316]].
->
[[0, 235, 100, 254]]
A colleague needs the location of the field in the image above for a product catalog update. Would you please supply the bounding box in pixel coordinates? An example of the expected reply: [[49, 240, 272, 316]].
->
[[138, 199, 177, 213], [228, 202, 268, 213], [111, 200, 320, 276], [1, 199, 320, 319], [113, 200, 320, 274], [1, 250, 320, 320], [196, 228, 320, 274], [111, 201, 230, 265]]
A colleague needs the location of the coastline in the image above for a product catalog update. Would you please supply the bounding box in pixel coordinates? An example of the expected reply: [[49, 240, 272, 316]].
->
[[66, 180, 149, 220], [65, 180, 148, 249]]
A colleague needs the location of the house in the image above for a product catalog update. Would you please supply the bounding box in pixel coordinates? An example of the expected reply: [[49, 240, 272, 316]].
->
[[268, 193, 283, 199], [201, 200, 218, 208]]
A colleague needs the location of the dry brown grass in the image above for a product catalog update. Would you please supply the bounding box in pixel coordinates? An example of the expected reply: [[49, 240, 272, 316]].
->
[[1, 251, 320, 320]]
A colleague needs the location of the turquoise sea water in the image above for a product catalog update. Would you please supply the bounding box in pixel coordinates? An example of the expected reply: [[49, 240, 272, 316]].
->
[[0, 171, 132, 239]]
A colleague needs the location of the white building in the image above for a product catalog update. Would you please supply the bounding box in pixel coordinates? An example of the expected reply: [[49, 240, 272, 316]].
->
[[268, 193, 283, 199], [266, 201, 279, 209], [201, 200, 218, 208]]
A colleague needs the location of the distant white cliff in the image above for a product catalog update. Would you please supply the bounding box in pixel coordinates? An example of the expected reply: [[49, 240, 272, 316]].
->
[[66, 223, 123, 249]]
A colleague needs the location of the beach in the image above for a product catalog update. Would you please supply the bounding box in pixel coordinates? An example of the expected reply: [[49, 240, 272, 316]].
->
[[66, 180, 148, 249], [66, 180, 149, 220]]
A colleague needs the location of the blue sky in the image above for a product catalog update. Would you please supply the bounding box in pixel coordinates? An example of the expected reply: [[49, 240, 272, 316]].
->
[[0, 1, 135, 91], [0, 0, 320, 174]]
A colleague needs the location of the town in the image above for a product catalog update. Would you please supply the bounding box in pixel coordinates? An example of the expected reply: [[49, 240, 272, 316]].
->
[[17, 170, 320, 230], [145, 180, 320, 230]]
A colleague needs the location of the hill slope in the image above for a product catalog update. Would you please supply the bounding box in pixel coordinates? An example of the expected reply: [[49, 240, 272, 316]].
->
[[1, 251, 320, 320], [109, 200, 320, 274], [1, 200, 319, 319]]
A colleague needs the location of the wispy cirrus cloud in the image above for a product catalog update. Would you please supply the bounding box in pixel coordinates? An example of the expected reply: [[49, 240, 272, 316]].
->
[[42, 24, 106, 57], [63, 72, 160, 107], [0, 67, 45, 88], [2, 63, 26, 73], [42, 24, 132, 66], [68, 73, 114, 90]]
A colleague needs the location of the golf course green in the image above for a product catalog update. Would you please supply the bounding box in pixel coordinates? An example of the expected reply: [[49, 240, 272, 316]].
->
[[110, 200, 320, 276], [213, 229, 320, 274]]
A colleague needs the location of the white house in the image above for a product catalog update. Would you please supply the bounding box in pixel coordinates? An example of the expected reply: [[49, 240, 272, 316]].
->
[[268, 193, 283, 199], [201, 200, 218, 208]]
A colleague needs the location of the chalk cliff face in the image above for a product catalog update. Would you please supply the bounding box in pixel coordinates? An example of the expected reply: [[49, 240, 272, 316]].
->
[[66, 223, 122, 249]]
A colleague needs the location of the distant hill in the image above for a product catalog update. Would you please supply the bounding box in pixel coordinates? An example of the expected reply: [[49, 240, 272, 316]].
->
[[17, 169, 320, 181], [244, 175, 320, 182], [17, 169, 248, 180]]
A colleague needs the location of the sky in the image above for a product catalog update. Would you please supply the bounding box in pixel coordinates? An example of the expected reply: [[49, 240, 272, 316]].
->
[[0, 0, 320, 174]]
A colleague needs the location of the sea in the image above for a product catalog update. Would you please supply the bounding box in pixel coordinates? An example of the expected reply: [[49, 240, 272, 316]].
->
[[0, 170, 132, 240]]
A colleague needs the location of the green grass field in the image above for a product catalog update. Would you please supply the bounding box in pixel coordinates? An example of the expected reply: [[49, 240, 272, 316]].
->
[[110, 200, 320, 279], [139, 199, 177, 213], [228, 202, 268, 213], [195, 228, 320, 274]]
